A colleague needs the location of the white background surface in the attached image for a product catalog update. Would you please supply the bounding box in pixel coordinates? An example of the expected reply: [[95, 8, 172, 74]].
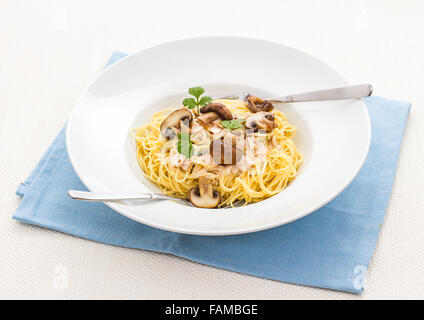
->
[[1, 0, 423, 299]]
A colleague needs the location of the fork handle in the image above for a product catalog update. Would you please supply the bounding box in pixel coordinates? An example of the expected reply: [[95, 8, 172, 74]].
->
[[67, 190, 168, 202], [268, 84, 373, 103]]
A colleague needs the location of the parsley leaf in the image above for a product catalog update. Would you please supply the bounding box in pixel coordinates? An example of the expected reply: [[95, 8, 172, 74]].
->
[[188, 86, 205, 99], [199, 96, 213, 107], [177, 132, 194, 158], [183, 86, 212, 115], [221, 119, 245, 130], [182, 98, 197, 109]]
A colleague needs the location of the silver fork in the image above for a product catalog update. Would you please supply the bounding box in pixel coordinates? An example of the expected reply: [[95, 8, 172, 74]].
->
[[67, 190, 192, 206], [217, 83, 373, 103], [67, 190, 243, 208]]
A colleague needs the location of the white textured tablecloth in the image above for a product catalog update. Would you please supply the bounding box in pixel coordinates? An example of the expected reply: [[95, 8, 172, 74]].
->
[[1, 0, 423, 299]]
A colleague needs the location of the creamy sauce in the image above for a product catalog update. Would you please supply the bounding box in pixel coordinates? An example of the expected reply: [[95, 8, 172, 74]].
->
[[167, 102, 272, 177]]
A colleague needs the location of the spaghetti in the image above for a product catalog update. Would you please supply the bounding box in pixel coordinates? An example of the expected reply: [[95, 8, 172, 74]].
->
[[131, 99, 302, 207]]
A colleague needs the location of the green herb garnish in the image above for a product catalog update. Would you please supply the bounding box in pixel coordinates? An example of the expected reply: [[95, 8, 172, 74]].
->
[[177, 132, 194, 158], [182, 86, 213, 115], [221, 119, 245, 130]]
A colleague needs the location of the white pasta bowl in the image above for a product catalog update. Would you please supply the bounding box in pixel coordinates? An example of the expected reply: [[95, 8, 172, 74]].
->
[[66, 37, 371, 235]]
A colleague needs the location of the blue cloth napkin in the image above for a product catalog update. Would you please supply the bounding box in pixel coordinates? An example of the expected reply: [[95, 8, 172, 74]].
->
[[14, 51, 411, 293]]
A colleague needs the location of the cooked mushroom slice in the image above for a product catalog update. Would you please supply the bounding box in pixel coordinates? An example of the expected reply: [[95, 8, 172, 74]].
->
[[210, 140, 243, 165], [245, 95, 261, 113], [160, 109, 193, 139], [245, 95, 274, 113], [188, 176, 221, 208], [200, 103, 233, 120], [245, 111, 276, 132]]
